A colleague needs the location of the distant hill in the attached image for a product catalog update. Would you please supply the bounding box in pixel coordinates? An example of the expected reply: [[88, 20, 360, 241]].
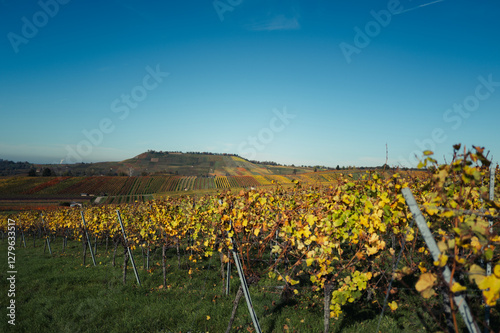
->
[[0, 159, 34, 176], [120, 151, 313, 177], [29, 151, 314, 177], [0, 152, 417, 210]]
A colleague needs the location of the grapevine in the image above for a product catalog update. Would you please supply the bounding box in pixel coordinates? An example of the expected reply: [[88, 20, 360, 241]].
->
[[1, 145, 499, 331]]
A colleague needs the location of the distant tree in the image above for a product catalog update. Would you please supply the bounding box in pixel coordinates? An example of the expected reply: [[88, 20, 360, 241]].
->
[[336, 165, 340, 170], [314, 167, 317, 172], [293, 169, 297, 175], [28, 168, 37, 177], [42, 168, 53, 176]]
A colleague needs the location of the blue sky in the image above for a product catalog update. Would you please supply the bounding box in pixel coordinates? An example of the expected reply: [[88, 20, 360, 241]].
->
[[1, 0, 499, 168]]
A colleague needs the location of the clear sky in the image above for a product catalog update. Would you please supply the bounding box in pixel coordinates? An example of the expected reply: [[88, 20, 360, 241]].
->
[[1, 0, 499, 168]]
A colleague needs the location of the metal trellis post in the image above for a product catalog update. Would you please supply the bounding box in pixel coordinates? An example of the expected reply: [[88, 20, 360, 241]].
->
[[227, 221, 262, 333], [402, 187, 480, 333], [116, 210, 141, 286], [80, 211, 97, 266]]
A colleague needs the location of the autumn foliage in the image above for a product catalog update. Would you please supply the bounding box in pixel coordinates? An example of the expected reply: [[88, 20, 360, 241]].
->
[[2, 145, 499, 329]]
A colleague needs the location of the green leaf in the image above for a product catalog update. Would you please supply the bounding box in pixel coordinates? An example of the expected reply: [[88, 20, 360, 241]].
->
[[333, 219, 343, 227], [485, 248, 494, 261]]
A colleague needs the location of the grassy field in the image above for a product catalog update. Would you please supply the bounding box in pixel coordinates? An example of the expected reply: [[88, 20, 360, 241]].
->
[[0, 235, 458, 333]]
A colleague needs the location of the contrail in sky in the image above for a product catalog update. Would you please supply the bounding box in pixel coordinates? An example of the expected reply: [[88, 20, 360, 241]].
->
[[396, 0, 446, 15]]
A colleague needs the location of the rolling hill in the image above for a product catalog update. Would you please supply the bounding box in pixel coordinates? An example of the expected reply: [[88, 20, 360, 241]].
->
[[0, 150, 413, 211], [0, 152, 334, 209], [23, 151, 315, 177]]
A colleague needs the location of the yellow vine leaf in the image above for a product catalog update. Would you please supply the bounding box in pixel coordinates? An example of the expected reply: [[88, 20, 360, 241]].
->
[[388, 301, 398, 311], [455, 257, 466, 264], [306, 214, 317, 226], [447, 238, 455, 249], [468, 264, 485, 285], [421, 288, 436, 299], [495, 265, 500, 279], [286, 276, 299, 285], [440, 210, 455, 218], [491, 235, 500, 242], [271, 245, 281, 254], [365, 245, 378, 256], [415, 273, 437, 299], [434, 254, 448, 267], [401, 266, 412, 275], [450, 282, 467, 293], [425, 205, 439, 216], [437, 240, 448, 253], [369, 233, 379, 244], [478, 274, 500, 306], [470, 237, 482, 253]]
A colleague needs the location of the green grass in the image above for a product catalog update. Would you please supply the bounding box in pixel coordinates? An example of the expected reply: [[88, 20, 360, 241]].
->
[[0, 237, 488, 332]]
